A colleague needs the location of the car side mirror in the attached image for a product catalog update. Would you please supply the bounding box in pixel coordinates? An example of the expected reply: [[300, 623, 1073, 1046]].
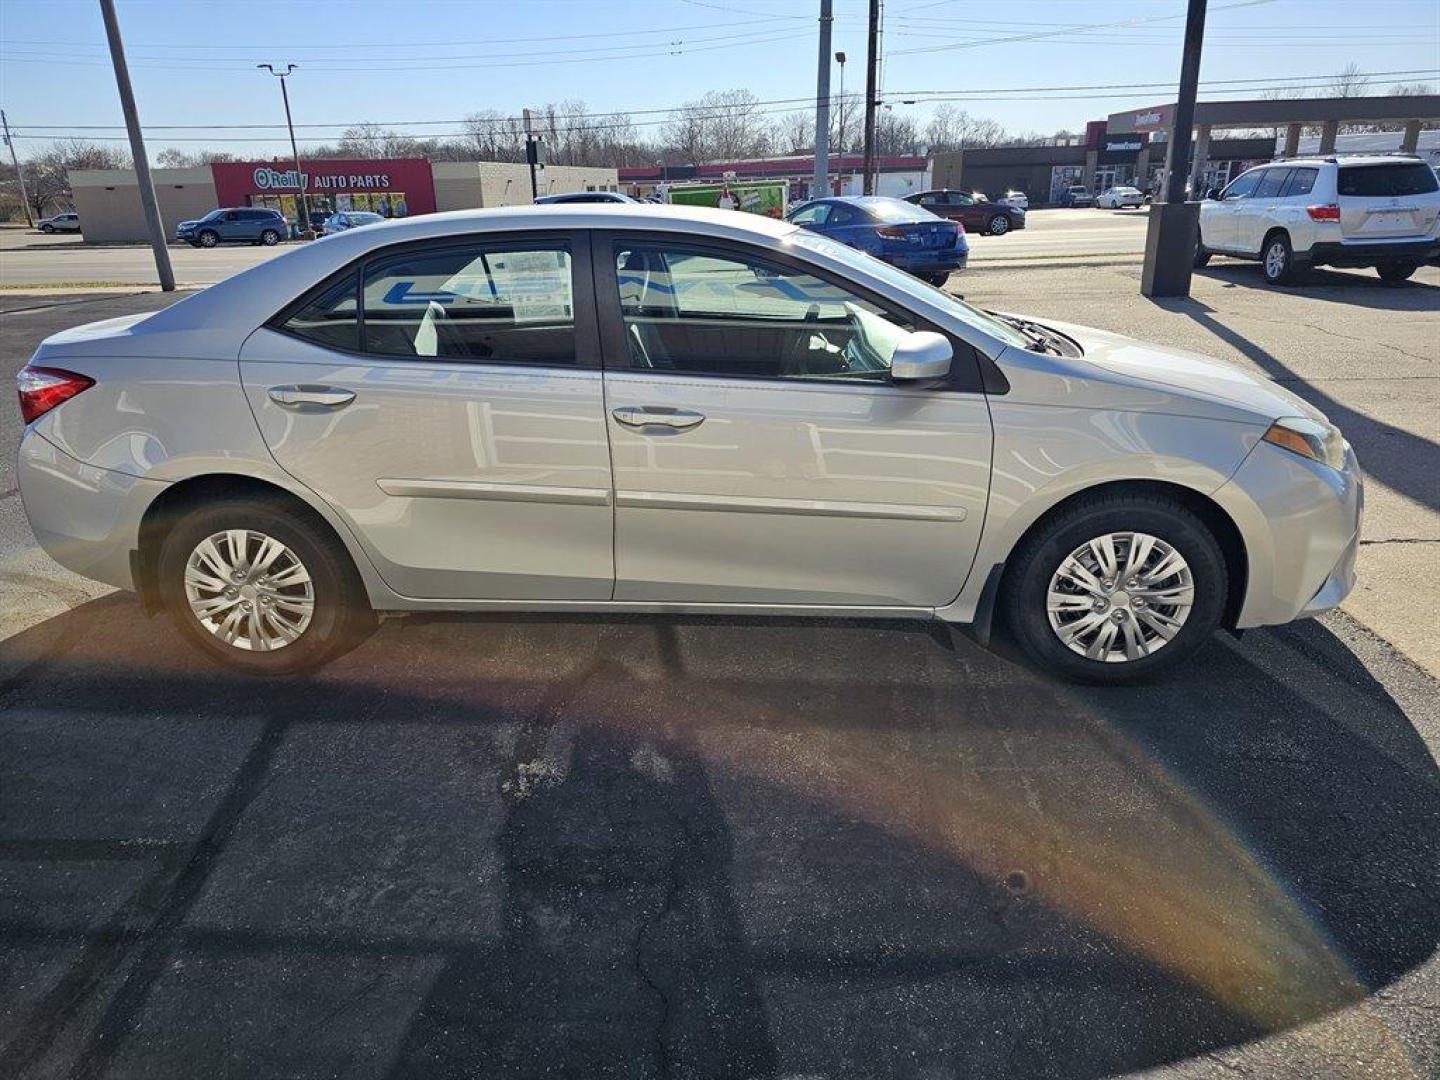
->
[[890, 330, 952, 383]]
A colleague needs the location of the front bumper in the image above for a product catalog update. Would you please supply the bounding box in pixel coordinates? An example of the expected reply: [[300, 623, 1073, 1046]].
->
[[1213, 439, 1364, 628], [17, 428, 166, 592], [1307, 238, 1440, 267]]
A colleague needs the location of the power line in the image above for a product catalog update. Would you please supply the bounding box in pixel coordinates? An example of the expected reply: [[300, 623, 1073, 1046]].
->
[[12, 69, 1435, 134]]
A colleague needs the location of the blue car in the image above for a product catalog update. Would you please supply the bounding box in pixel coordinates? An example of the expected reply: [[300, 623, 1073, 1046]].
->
[[786, 196, 967, 284], [175, 207, 288, 248]]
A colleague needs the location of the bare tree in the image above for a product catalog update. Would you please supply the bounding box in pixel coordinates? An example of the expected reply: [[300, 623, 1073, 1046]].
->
[[924, 104, 1009, 152], [830, 93, 861, 154], [775, 111, 813, 154], [1391, 81, 1435, 96], [155, 148, 237, 168], [661, 89, 771, 165], [873, 111, 920, 156], [1328, 63, 1370, 98], [4, 140, 130, 218]]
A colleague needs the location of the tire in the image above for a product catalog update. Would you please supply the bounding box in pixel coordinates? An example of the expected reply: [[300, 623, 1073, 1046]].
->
[[986, 214, 1010, 236], [157, 497, 375, 675], [999, 491, 1227, 684], [1260, 231, 1295, 285], [1377, 262, 1417, 282], [921, 271, 950, 286], [1193, 228, 1211, 268], [39, 224, 54, 234], [259, 229, 280, 246], [197, 229, 220, 249]]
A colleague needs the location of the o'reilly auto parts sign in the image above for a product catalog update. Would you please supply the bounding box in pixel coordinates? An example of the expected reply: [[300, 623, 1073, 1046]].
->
[[252, 166, 395, 191]]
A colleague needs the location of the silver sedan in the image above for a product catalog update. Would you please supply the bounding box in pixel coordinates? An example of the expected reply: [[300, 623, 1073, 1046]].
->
[[16, 205, 1362, 682]]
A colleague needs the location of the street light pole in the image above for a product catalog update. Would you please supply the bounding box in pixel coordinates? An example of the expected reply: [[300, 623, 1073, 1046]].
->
[[258, 64, 310, 238], [861, 0, 881, 195], [1, 109, 34, 227], [99, 0, 174, 290]]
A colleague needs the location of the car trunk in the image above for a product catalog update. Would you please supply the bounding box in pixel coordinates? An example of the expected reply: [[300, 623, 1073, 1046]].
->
[[1336, 162, 1440, 240], [879, 220, 960, 253]]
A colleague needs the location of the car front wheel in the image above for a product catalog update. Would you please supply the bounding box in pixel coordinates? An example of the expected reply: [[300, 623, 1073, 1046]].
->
[[158, 498, 375, 674], [987, 215, 1010, 235], [197, 230, 220, 248], [1000, 492, 1227, 684]]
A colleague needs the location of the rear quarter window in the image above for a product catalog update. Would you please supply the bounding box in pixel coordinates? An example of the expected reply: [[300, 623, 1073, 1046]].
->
[[1337, 163, 1439, 197]]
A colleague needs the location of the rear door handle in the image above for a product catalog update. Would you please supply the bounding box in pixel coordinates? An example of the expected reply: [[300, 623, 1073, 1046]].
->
[[267, 385, 356, 410], [612, 406, 705, 431]]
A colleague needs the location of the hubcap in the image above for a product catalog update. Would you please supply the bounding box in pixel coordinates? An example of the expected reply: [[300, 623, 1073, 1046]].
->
[[1046, 531, 1194, 663], [1266, 242, 1286, 277], [184, 529, 314, 651], [991, 217, 1008, 234]]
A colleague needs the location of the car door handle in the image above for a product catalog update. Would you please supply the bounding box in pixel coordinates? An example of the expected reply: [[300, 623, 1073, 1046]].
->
[[611, 406, 705, 431], [267, 385, 355, 410]]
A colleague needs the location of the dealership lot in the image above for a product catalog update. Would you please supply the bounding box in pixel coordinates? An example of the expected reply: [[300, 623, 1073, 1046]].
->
[[0, 209, 1153, 286], [1, 260, 1437, 1077]]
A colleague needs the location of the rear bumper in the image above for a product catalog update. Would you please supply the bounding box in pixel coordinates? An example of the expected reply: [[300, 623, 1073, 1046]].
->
[[886, 248, 969, 273], [16, 428, 164, 591], [1306, 238, 1440, 267], [1213, 439, 1364, 628]]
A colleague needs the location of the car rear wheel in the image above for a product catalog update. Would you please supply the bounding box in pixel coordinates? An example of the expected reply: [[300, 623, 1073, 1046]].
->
[[1261, 231, 1295, 285], [921, 271, 950, 286], [987, 215, 1010, 235], [158, 498, 375, 674], [197, 229, 220, 248], [1377, 261, 1417, 282], [1000, 492, 1227, 684], [259, 229, 280, 246]]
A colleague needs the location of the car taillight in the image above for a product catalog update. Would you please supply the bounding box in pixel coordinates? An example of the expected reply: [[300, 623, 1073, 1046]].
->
[[1307, 204, 1341, 221], [17, 365, 94, 424], [875, 226, 906, 238]]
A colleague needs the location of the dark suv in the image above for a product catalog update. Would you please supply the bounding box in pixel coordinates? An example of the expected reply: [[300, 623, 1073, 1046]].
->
[[176, 207, 287, 248], [906, 190, 1026, 236]]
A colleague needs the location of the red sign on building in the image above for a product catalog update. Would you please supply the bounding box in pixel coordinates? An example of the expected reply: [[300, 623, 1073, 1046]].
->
[[210, 158, 437, 217]]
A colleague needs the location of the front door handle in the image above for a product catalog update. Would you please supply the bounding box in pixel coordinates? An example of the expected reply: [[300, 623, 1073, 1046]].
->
[[612, 406, 705, 431], [268, 385, 356, 410]]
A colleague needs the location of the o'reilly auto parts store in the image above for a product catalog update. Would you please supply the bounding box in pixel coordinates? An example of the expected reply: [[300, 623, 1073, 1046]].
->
[[68, 157, 619, 243]]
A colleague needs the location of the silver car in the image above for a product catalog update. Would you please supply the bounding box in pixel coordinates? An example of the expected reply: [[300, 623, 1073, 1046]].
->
[[15, 205, 1362, 682]]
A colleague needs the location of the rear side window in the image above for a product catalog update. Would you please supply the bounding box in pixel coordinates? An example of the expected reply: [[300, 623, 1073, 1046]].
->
[[361, 244, 576, 365], [1279, 167, 1317, 197], [1337, 163, 1439, 197], [1253, 169, 1290, 199], [281, 272, 359, 352]]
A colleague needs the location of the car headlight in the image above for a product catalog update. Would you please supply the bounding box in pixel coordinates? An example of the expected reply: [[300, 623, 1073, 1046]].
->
[[1262, 416, 1347, 471]]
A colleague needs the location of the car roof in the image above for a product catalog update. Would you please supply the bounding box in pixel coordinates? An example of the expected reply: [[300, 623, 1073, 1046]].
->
[[1273, 155, 1424, 168]]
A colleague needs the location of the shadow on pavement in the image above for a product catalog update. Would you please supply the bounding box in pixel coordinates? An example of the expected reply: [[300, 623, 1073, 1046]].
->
[[1, 596, 1437, 1079], [1195, 261, 1440, 309], [1151, 294, 1440, 516]]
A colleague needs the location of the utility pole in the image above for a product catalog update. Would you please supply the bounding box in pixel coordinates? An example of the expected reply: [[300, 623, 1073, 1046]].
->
[[812, 0, 833, 200], [523, 108, 540, 200], [861, 0, 881, 195], [99, 0, 174, 290], [1, 110, 34, 227], [258, 64, 310, 238], [1140, 0, 1207, 297]]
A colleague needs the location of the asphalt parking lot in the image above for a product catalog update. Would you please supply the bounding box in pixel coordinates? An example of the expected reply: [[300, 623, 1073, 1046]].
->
[[2, 260, 1437, 1078]]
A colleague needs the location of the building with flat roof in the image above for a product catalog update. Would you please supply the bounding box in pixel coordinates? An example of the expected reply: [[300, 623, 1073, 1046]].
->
[[67, 157, 619, 243]]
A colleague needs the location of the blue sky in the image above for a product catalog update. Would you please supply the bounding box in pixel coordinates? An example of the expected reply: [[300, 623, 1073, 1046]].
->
[[1, 0, 1437, 158]]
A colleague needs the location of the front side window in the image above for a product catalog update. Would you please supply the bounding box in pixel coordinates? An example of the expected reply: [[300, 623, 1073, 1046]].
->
[[362, 244, 576, 364], [1221, 170, 1262, 200], [789, 203, 831, 226], [613, 242, 915, 381]]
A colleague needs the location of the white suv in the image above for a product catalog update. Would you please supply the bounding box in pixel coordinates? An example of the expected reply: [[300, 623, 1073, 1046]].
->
[[1196, 155, 1440, 284]]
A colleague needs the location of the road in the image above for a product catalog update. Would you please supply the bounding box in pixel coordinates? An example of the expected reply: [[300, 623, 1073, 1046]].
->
[[0, 209, 1151, 287], [2, 264, 1437, 1079]]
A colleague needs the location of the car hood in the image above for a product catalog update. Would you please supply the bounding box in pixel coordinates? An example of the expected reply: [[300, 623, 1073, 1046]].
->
[[999, 315, 1328, 425]]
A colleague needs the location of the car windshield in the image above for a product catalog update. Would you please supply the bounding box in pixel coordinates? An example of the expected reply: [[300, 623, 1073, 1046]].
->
[[858, 198, 938, 223], [786, 229, 1032, 349], [202, 210, 225, 221]]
